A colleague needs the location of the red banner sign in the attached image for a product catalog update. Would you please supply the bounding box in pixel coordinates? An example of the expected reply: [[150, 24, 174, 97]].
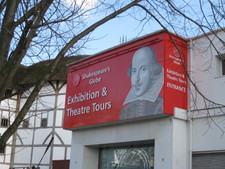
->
[[63, 32, 188, 129]]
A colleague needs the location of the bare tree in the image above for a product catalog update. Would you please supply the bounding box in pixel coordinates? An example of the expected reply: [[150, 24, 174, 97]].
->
[[0, 0, 142, 152], [0, 0, 224, 153]]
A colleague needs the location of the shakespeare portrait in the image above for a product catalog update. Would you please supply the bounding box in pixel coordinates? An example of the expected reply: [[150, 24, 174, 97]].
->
[[120, 46, 164, 120]]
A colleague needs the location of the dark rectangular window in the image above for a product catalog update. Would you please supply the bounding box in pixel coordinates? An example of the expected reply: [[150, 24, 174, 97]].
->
[[222, 59, 225, 75], [216, 53, 225, 76], [1, 118, 9, 127], [99, 145, 154, 169], [0, 146, 5, 154], [4, 89, 12, 97], [193, 153, 225, 169], [22, 120, 29, 128], [41, 118, 48, 127]]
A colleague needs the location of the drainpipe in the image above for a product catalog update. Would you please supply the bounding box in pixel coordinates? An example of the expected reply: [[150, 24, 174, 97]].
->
[[187, 112, 193, 169], [187, 39, 193, 169]]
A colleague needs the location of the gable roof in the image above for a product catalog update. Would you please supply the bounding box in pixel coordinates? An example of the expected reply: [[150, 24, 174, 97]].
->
[[12, 55, 87, 87]]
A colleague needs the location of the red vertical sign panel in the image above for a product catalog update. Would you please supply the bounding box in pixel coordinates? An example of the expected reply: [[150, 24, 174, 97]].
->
[[164, 36, 188, 114]]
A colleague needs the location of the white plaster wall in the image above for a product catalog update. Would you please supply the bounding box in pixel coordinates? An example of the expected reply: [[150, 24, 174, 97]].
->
[[0, 128, 7, 135], [59, 85, 67, 94], [70, 116, 189, 169], [36, 95, 56, 110], [57, 94, 66, 108], [0, 164, 10, 169], [47, 110, 54, 127], [20, 91, 56, 112], [172, 118, 189, 169], [16, 129, 33, 145], [5, 146, 12, 162], [192, 115, 225, 152], [190, 31, 225, 109], [32, 147, 51, 164], [39, 85, 55, 95], [55, 128, 72, 144], [66, 147, 71, 159], [0, 99, 17, 111], [53, 147, 66, 159], [190, 30, 225, 156], [55, 110, 64, 127], [14, 147, 32, 163], [0, 97, 15, 169], [0, 81, 70, 169], [27, 115, 35, 128], [34, 128, 52, 144]]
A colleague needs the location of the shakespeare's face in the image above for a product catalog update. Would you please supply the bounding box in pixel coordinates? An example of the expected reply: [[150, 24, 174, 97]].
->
[[131, 48, 152, 97]]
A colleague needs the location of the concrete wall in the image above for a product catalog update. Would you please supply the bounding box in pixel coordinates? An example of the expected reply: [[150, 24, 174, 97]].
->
[[70, 113, 189, 169], [192, 115, 225, 152], [190, 31, 225, 110], [190, 30, 225, 156]]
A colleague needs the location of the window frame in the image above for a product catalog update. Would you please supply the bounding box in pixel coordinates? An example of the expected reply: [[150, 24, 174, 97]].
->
[[98, 144, 154, 169], [41, 118, 48, 127], [222, 59, 225, 75], [1, 118, 9, 127], [22, 119, 29, 128], [215, 53, 225, 77]]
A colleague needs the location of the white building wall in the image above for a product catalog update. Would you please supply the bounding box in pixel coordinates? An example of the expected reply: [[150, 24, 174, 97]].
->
[[190, 31, 225, 110], [192, 115, 225, 152], [0, 30, 223, 169], [0, 94, 17, 169], [190, 30, 225, 161], [68, 30, 225, 169], [11, 81, 71, 169], [70, 111, 189, 169]]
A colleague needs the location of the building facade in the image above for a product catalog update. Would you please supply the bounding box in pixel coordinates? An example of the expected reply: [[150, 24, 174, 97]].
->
[[0, 30, 225, 169], [0, 56, 86, 169], [64, 30, 225, 169], [190, 30, 225, 168], [0, 91, 16, 169], [0, 81, 71, 169], [12, 81, 71, 169], [64, 30, 189, 169]]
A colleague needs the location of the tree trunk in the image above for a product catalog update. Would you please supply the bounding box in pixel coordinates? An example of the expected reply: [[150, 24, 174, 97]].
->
[[0, 0, 141, 152]]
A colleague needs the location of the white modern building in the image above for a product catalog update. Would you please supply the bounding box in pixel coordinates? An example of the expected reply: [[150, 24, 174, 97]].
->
[[189, 29, 225, 168], [65, 29, 225, 169], [0, 29, 225, 169]]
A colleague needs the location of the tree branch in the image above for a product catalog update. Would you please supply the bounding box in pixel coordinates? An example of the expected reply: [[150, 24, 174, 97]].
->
[[0, 0, 142, 152], [0, 0, 54, 101], [0, 0, 19, 70]]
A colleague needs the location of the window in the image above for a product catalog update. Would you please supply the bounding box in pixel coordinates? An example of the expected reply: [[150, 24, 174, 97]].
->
[[99, 145, 154, 169], [216, 53, 225, 77], [193, 152, 225, 169], [0, 146, 5, 154], [4, 89, 12, 97], [41, 118, 48, 127], [1, 118, 9, 127], [22, 120, 29, 128], [222, 59, 225, 75]]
